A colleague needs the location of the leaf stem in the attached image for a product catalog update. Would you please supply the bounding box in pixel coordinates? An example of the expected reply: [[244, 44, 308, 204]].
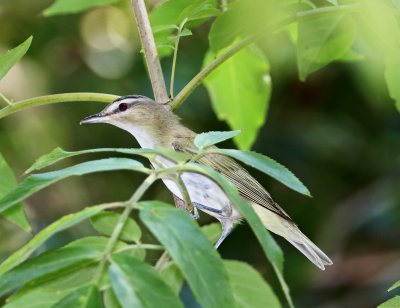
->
[[93, 173, 157, 284], [131, 0, 169, 104], [0, 93, 13, 106], [170, 18, 188, 99], [0, 92, 117, 120], [169, 4, 357, 110]]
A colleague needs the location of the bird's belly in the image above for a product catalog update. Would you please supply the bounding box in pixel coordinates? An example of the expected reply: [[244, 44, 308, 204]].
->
[[153, 156, 241, 219]]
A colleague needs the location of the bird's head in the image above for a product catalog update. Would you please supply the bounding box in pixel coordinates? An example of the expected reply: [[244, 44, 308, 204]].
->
[[80, 95, 181, 148]]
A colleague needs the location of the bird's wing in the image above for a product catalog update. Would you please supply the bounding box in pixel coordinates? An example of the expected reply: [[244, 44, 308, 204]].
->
[[172, 138, 293, 222]]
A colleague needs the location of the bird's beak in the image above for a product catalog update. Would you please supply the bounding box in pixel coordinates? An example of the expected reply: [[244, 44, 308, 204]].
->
[[80, 113, 105, 125]]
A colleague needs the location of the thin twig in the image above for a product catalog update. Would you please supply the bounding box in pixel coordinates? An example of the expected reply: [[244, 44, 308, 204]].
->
[[0, 92, 117, 120], [131, 0, 169, 104], [170, 18, 188, 98], [0, 93, 13, 106]]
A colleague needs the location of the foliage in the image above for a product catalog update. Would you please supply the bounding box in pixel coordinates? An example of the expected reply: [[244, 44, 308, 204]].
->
[[1, 0, 400, 307]]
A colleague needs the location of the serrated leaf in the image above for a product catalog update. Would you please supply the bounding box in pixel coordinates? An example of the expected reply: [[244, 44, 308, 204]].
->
[[0, 158, 148, 215], [51, 285, 101, 308], [25, 147, 154, 174], [203, 43, 271, 150], [109, 253, 183, 308], [43, 0, 120, 16], [384, 46, 400, 112], [90, 211, 142, 242], [178, 163, 292, 307], [211, 149, 311, 196], [0, 36, 32, 80], [194, 130, 241, 149], [378, 296, 400, 308], [160, 263, 183, 295], [225, 260, 281, 308], [140, 201, 235, 308], [155, 146, 190, 163], [297, 13, 356, 81], [0, 153, 31, 232], [0, 246, 100, 298], [388, 279, 400, 292], [0, 203, 117, 276]]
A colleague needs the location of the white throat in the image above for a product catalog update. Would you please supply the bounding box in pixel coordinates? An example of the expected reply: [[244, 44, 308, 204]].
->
[[110, 120, 159, 149]]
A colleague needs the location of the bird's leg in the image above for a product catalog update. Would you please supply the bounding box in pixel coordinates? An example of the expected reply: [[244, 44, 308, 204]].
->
[[214, 219, 234, 249], [173, 195, 199, 220]]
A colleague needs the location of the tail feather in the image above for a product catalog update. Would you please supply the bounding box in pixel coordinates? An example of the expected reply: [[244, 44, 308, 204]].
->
[[251, 203, 333, 270]]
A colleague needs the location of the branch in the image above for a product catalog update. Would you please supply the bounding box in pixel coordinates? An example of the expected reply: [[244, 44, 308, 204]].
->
[[0, 92, 117, 120], [131, 0, 169, 104], [169, 4, 357, 110]]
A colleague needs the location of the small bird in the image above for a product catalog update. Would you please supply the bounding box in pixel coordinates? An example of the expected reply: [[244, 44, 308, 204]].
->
[[81, 95, 332, 270]]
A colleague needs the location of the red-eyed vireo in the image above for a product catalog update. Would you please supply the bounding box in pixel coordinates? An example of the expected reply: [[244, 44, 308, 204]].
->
[[81, 95, 332, 270]]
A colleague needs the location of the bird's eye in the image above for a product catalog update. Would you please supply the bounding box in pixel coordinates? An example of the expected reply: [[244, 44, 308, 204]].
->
[[118, 103, 128, 112]]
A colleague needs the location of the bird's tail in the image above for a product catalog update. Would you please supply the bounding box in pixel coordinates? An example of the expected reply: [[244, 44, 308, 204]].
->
[[251, 204, 332, 270]]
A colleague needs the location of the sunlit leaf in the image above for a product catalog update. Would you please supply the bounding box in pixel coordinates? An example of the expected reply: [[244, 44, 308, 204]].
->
[[201, 222, 221, 244], [52, 286, 101, 308], [43, 0, 120, 16], [297, 13, 356, 81], [384, 46, 400, 112], [388, 279, 400, 292], [225, 260, 281, 308], [0, 36, 32, 80], [91, 211, 142, 242], [203, 43, 271, 150], [378, 296, 400, 308], [109, 253, 183, 308], [0, 158, 149, 215], [178, 163, 292, 307], [150, 0, 218, 58], [194, 130, 241, 149], [0, 153, 31, 232], [140, 201, 235, 307], [0, 203, 118, 276], [211, 149, 311, 196], [160, 263, 183, 295]]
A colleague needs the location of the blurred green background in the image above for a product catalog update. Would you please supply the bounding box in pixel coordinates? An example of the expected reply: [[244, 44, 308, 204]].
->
[[1, 1, 400, 307]]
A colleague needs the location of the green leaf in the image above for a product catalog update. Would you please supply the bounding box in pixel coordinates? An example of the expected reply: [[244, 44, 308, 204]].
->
[[378, 296, 400, 308], [194, 130, 241, 149], [212, 149, 311, 196], [203, 43, 271, 150], [154, 146, 190, 163], [0, 36, 32, 80], [150, 0, 218, 58], [0, 203, 117, 276], [297, 13, 356, 81], [90, 211, 142, 242], [103, 288, 121, 308], [109, 253, 183, 308], [388, 279, 400, 292], [0, 153, 31, 232], [225, 260, 281, 308], [178, 163, 292, 307], [52, 286, 101, 308], [160, 263, 183, 295], [140, 201, 235, 308], [0, 246, 100, 297], [25, 147, 154, 174], [201, 222, 222, 244], [384, 46, 400, 112], [0, 158, 148, 215], [43, 0, 120, 16]]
